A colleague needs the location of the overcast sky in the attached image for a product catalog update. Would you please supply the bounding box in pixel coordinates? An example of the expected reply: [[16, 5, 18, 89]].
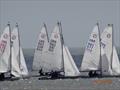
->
[[0, 0, 120, 48]]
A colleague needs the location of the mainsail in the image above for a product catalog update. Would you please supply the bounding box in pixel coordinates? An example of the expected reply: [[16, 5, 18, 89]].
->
[[44, 22, 63, 72], [33, 24, 49, 71], [111, 46, 120, 75], [11, 46, 21, 77], [11, 24, 28, 77], [101, 24, 120, 75], [63, 45, 80, 76], [19, 47, 28, 76], [101, 46, 110, 75], [80, 24, 100, 71], [101, 24, 113, 75], [0, 24, 10, 73]]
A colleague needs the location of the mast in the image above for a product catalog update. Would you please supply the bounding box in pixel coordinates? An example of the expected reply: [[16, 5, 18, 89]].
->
[[16, 23, 22, 77], [97, 22, 102, 77], [59, 22, 65, 75], [43, 23, 49, 42], [8, 22, 12, 76], [109, 24, 113, 72]]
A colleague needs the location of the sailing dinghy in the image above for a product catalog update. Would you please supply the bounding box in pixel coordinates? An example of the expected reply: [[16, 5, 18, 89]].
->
[[63, 45, 80, 77], [0, 23, 28, 78], [43, 22, 64, 73], [39, 22, 80, 77], [33, 23, 49, 71], [11, 23, 28, 78], [59, 22, 80, 77], [0, 24, 11, 74], [80, 23, 101, 72], [80, 23, 120, 77], [101, 24, 120, 76]]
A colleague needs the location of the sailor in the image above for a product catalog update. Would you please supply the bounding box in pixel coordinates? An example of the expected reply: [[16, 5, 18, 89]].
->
[[93, 71, 99, 77], [51, 71, 59, 79], [39, 69, 44, 76], [0, 73, 5, 81], [88, 71, 94, 77]]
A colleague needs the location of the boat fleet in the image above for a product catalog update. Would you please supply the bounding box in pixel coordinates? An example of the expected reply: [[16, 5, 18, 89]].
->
[[0, 22, 120, 80]]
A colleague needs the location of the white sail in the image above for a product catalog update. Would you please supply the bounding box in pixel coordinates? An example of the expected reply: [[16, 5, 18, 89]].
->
[[19, 47, 28, 76], [63, 45, 80, 76], [44, 23, 63, 72], [11, 46, 21, 77], [33, 24, 49, 71], [101, 24, 113, 75], [80, 24, 100, 71], [11, 25, 28, 77], [111, 46, 120, 75], [0, 25, 10, 73], [101, 46, 110, 75]]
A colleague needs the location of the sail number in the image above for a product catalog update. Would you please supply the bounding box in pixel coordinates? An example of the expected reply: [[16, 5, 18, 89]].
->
[[49, 39, 56, 52], [101, 42, 106, 48], [0, 40, 7, 56], [37, 40, 44, 51], [86, 39, 95, 52]]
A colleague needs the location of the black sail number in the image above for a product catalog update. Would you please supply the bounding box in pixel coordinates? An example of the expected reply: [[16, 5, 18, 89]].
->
[[49, 40, 56, 52], [86, 39, 95, 52], [37, 40, 44, 51]]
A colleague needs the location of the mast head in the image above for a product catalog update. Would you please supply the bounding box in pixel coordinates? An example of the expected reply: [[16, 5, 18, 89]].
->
[[108, 24, 113, 27], [59, 21, 62, 27], [57, 21, 60, 26], [7, 21, 10, 26], [16, 23, 19, 27], [43, 22, 46, 27], [59, 21, 61, 24], [96, 22, 99, 26]]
